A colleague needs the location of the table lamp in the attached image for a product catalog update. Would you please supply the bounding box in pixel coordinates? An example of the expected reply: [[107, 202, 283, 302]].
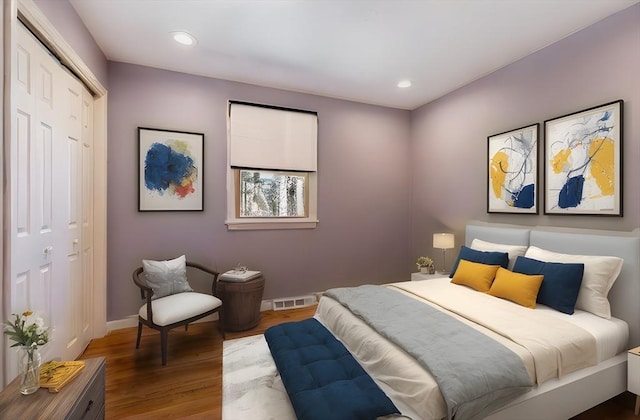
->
[[433, 233, 455, 274]]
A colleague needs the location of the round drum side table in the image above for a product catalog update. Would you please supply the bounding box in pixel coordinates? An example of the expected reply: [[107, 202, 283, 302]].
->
[[216, 275, 265, 332]]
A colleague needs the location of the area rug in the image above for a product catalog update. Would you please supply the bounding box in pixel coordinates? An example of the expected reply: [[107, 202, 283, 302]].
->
[[222, 335, 295, 420], [222, 334, 415, 420]]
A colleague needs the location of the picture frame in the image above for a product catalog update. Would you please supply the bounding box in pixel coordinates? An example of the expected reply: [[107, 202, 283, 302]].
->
[[487, 123, 539, 214], [138, 127, 204, 211], [543, 100, 623, 216]]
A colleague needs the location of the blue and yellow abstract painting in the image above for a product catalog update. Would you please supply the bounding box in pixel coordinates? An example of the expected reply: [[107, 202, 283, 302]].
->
[[145, 140, 197, 199], [138, 128, 204, 211], [488, 124, 538, 214], [544, 101, 621, 215]]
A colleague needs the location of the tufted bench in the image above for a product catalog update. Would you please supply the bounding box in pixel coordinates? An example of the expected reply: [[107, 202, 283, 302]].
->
[[264, 318, 399, 420]]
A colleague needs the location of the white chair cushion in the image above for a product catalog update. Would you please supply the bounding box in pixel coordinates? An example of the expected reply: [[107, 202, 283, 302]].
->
[[139, 292, 222, 326]]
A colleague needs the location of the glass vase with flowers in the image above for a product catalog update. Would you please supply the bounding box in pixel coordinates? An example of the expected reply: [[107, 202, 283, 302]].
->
[[4, 311, 49, 394]]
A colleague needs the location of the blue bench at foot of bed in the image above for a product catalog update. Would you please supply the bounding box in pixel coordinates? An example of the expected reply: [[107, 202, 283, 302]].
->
[[264, 318, 399, 420]]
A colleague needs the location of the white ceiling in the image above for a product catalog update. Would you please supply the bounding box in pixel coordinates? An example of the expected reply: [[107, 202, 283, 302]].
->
[[69, 0, 639, 110]]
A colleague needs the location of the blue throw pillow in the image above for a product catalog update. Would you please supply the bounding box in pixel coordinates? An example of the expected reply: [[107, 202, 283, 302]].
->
[[449, 246, 509, 278], [513, 256, 584, 314]]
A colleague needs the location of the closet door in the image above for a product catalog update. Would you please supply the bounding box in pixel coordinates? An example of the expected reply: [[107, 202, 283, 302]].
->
[[80, 85, 95, 347], [8, 23, 92, 378], [53, 64, 89, 361]]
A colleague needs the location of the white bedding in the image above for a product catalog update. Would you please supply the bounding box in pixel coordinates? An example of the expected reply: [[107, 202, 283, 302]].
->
[[530, 304, 628, 362], [405, 277, 629, 361], [315, 278, 629, 420]]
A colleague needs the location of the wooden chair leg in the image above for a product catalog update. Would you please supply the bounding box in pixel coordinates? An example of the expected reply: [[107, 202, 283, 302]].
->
[[161, 328, 168, 366], [136, 321, 143, 349]]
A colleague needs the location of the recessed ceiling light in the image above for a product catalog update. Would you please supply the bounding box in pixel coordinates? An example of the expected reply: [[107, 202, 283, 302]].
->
[[397, 80, 412, 88], [172, 31, 197, 46]]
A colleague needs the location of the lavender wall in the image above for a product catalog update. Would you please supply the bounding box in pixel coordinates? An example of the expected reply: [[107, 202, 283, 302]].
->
[[107, 63, 412, 321], [410, 4, 640, 270], [35, 1, 638, 322]]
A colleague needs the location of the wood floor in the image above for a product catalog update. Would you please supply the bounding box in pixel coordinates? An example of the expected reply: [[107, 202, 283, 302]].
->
[[80, 306, 637, 419]]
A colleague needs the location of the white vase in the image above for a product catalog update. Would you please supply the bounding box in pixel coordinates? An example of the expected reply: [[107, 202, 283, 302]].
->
[[18, 346, 41, 395], [420, 265, 435, 274]]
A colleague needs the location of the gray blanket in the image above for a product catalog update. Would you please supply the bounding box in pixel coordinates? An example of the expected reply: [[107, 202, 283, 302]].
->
[[325, 285, 533, 420]]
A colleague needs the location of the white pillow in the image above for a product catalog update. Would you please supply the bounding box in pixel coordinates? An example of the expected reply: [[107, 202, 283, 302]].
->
[[524, 246, 623, 319], [142, 255, 193, 299], [470, 239, 528, 270]]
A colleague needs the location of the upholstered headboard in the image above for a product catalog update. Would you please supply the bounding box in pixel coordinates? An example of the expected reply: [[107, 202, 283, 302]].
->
[[465, 222, 530, 247], [531, 227, 640, 348], [465, 222, 640, 348]]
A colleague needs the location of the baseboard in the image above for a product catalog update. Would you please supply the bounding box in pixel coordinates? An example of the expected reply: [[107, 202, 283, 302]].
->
[[107, 315, 139, 331], [107, 312, 221, 332], [108, 298, 317, 333]]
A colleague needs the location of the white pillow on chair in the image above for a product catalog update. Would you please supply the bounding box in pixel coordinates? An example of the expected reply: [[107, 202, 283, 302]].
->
[[142, 255, 193, 299]]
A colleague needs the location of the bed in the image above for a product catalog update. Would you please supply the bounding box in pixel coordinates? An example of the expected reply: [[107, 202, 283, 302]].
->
[[311, 222, 640, 420]]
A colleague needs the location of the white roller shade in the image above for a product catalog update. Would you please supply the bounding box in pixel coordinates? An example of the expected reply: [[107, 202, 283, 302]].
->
[[229, 102, 317, 171]]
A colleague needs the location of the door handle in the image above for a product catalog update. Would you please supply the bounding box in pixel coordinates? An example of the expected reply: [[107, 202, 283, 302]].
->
[[43, 246, 53, 255]]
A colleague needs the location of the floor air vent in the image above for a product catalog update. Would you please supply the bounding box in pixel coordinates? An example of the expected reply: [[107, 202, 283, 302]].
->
[[272, 295, 316, 311]]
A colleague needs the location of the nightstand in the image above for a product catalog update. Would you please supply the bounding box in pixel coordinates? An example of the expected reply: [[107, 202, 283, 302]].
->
[[411, 272, 446, 281], [628, 346, 640, 415]]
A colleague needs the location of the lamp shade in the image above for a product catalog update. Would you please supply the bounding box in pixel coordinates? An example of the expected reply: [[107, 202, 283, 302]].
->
[[433, 233, 455, 249]]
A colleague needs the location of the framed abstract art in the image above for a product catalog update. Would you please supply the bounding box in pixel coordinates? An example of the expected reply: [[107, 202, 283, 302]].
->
[[138, 127, 204, 211], [543, 100, 623, 216], [487, 123, 539, 214]]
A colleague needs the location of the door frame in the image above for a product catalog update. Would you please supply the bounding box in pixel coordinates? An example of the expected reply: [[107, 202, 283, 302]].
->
[[2, 0, 108, 384]]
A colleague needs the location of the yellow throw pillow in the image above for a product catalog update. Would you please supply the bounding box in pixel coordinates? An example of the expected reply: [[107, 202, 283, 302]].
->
[[450, 259, 500, 292], [488, 267, 544, 308]]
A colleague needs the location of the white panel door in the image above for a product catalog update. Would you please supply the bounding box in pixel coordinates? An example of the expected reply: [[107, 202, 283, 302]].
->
[[7, 23, 92, 379], [80, 87, 94, 347], [54, 66, 86, 360]]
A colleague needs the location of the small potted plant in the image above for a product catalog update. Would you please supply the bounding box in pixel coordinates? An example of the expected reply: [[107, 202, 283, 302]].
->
[[416, 256, 435, 274]]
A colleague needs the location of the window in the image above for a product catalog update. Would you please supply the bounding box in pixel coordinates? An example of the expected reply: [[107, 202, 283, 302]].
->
[[226, 101, 318, 230], [237, 169, 307, 218]]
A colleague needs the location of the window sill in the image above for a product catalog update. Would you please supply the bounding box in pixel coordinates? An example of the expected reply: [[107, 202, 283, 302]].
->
[[225, 219, 319, 231]]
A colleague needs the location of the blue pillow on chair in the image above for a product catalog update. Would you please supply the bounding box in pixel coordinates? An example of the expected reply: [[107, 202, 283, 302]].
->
[[449, 246, 509, 278], [513, 256, 584, 314]]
